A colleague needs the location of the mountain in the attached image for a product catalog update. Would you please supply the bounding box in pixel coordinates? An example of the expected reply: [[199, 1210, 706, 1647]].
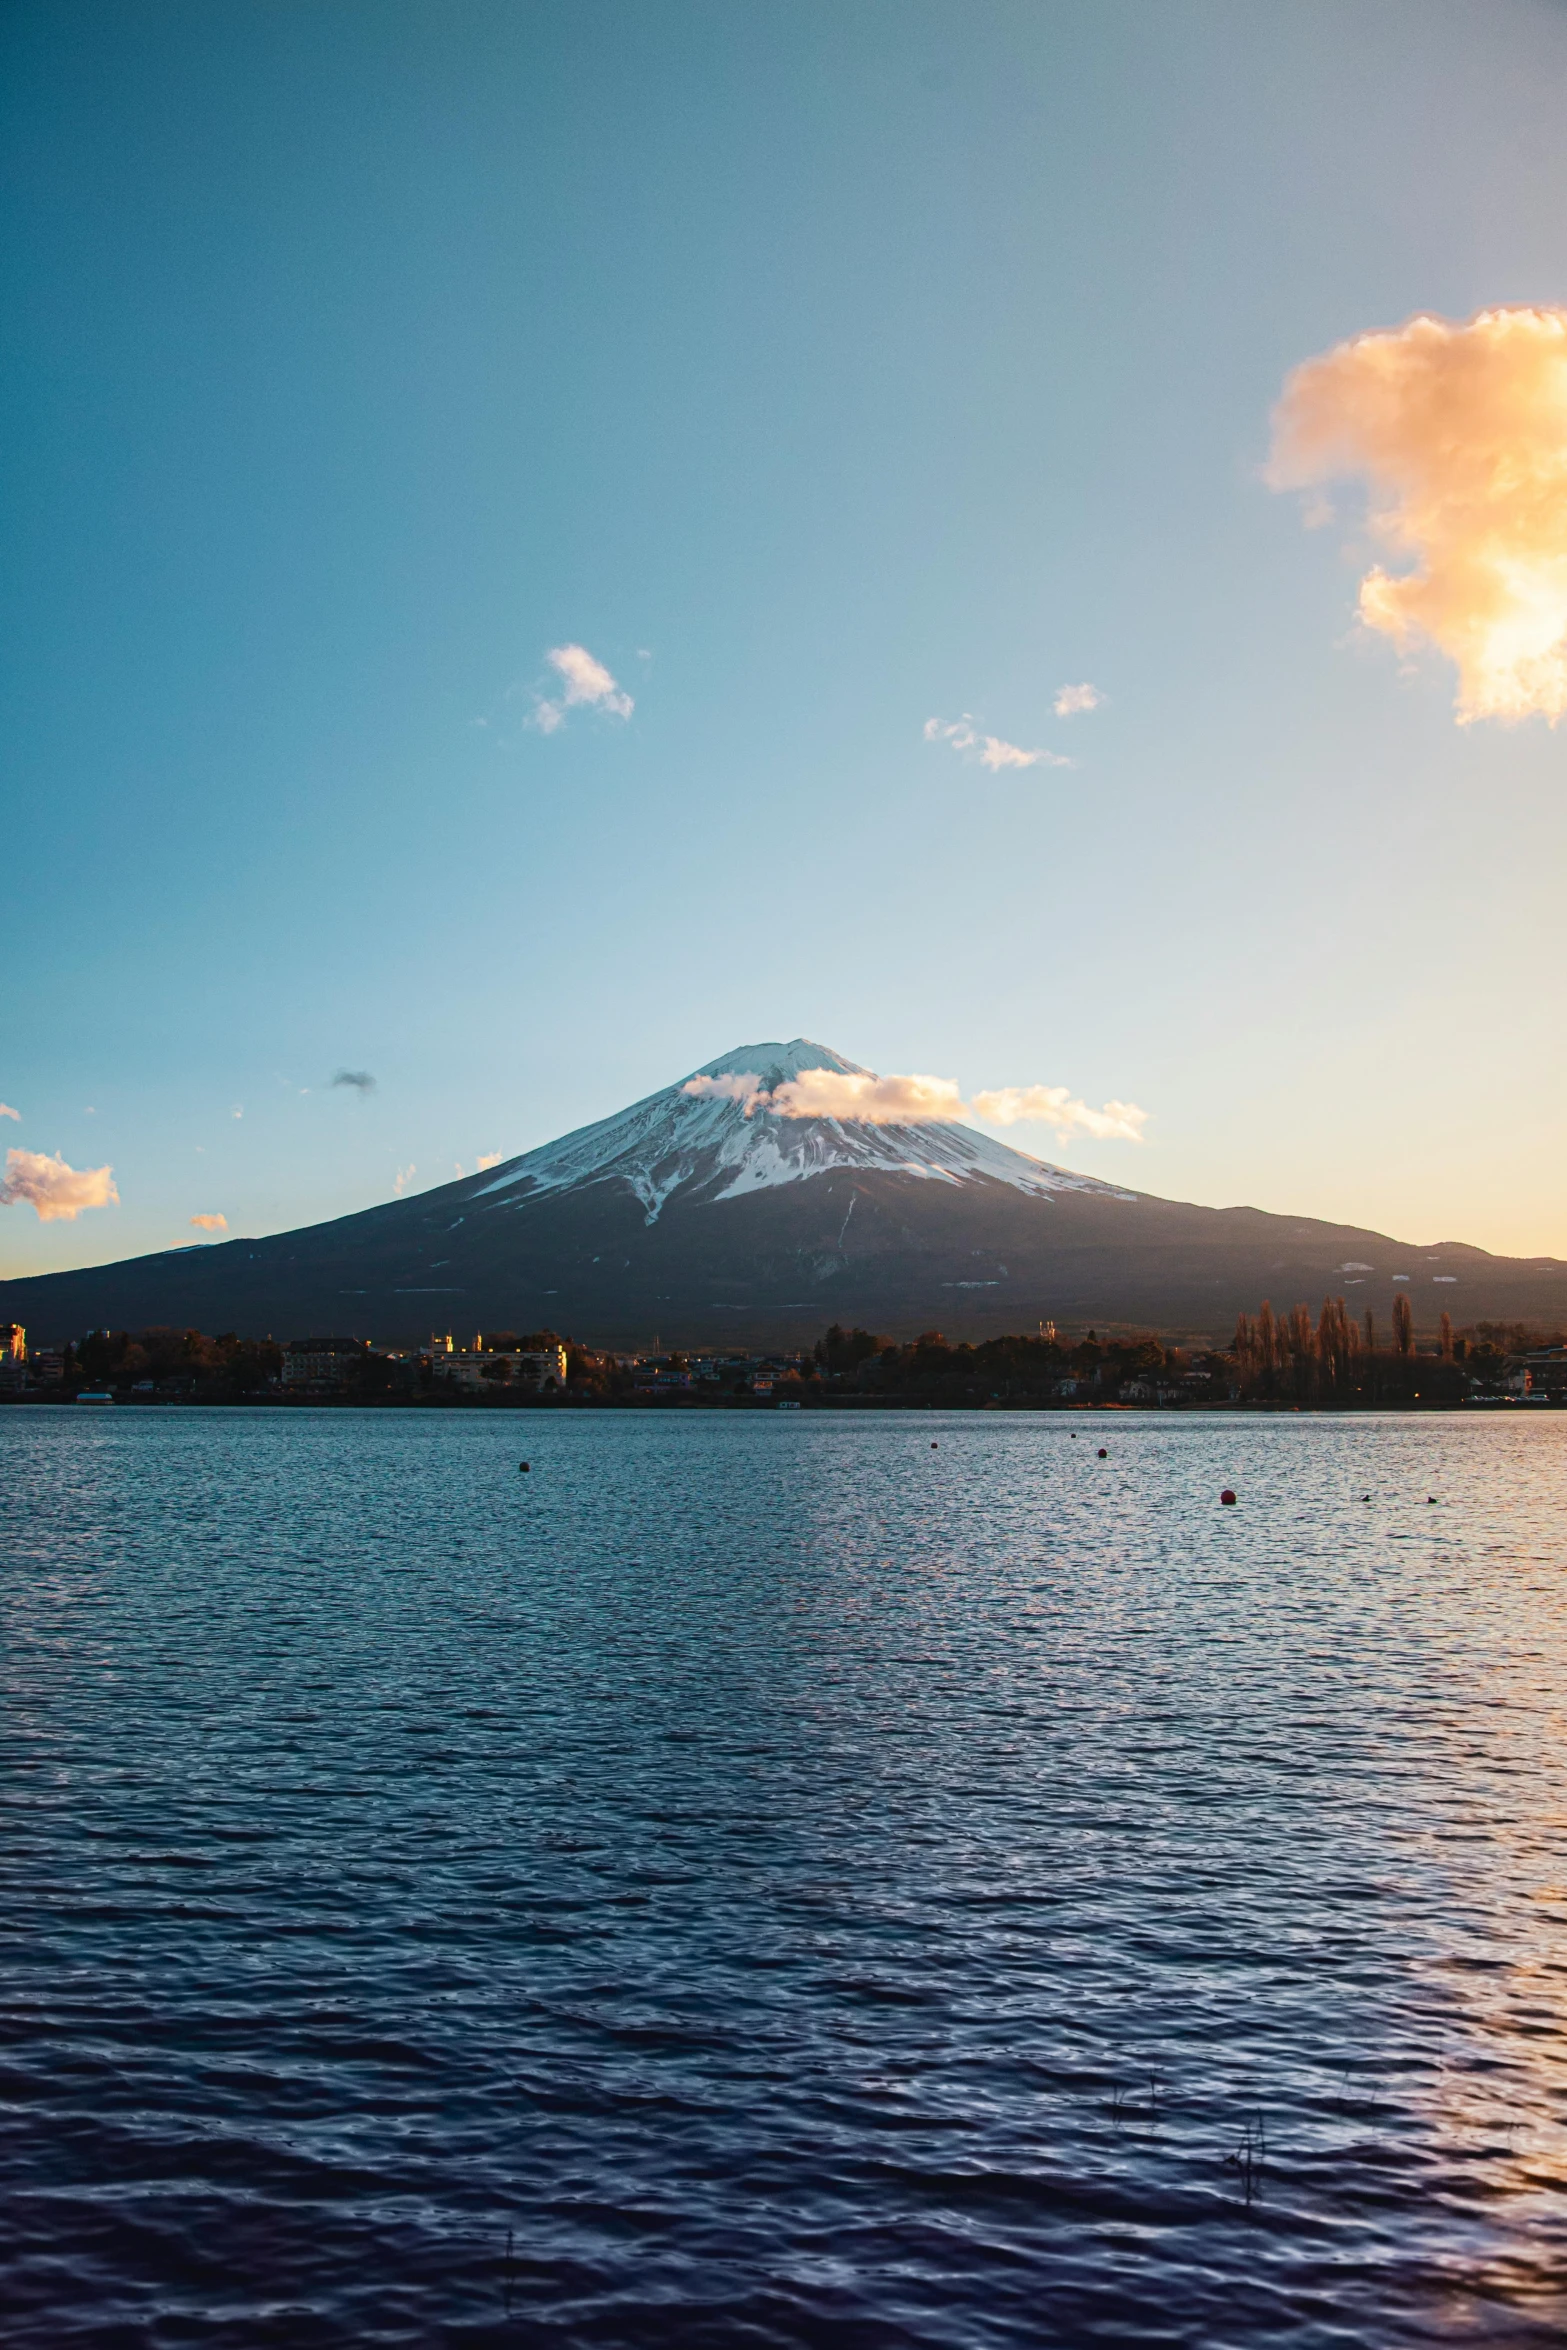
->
[[5, 1038, 1565, 1348]]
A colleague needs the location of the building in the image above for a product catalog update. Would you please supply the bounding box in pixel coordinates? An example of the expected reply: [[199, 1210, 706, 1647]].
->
[[432, 1340, 569, 1394], [282, 1338, 371, 1393], [1509, 1350, 1567, 1400]]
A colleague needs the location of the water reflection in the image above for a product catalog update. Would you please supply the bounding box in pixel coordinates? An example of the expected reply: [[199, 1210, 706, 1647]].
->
[[1, 1407, 1565, 2344]]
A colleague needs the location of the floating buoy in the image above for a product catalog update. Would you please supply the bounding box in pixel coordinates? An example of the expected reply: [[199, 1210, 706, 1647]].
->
[[1097, 1447, 1108, 1458], [518, 1462, 530, 1474], [931, 1441, 938, 1449], [1220, 1488, 1237, 1506]]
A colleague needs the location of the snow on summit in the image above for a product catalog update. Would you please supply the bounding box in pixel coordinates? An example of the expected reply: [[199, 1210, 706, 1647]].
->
[[474, 1040, 1132, 1224]]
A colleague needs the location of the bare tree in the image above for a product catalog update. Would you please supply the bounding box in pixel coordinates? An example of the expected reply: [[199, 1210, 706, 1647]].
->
[[1233, 1312, 1255, 1379], [1393, 1292, 1413, 1357]]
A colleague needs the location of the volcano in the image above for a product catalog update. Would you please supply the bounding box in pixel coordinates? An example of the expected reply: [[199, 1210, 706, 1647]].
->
[[4, 1038, 1564, 1347]]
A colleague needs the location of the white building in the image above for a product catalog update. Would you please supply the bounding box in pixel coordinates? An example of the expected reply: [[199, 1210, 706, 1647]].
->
[[432, 1340, 568, 1393]]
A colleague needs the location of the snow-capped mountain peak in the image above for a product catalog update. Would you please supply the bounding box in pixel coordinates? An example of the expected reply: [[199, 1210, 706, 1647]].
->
[[473, 1040, 1134, 1224]]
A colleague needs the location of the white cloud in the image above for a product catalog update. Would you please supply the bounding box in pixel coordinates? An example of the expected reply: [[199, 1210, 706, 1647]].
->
[[685, 1064, 1145, 1140], [189, 1213, 228, 1232], [0, 1148, 118, 1222], [1053, 682, 1103, 716], [477, 1151, 503, 1171], [1268, 306, 1567, 722], [684, 1068, 965, 1123], [971, 1085, 1147, 1143], [0, 1103, 18, 1121], [393, 1163, 417, 1196], [231, 1104, 243, 1119], [769, 1068, 968, 1123], [923, 715, 1071, 772], [682, 1071, 770, 1112], [532, 642, 634, 733]]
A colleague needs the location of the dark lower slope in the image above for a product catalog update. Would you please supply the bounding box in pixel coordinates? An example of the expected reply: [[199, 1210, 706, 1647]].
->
[[4, 1166, 1563, 1348]]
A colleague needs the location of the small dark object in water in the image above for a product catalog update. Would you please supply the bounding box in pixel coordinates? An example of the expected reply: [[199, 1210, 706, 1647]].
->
[[1097, 1447, 1107, 1458], [1427, 1495, 1437, 1504], [931, 1441, 938, 1449], [1220, 1488, 1237, 1506], [519, 1462, 530, 1474]]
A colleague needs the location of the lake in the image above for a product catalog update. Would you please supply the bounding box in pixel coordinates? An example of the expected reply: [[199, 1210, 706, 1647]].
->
[[3, 1406, 1566, 2346]]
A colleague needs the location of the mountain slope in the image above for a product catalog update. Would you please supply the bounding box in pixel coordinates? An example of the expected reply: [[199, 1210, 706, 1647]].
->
[[467, 1039, 1130, 1213], [4, 1039, 1564, 1347]]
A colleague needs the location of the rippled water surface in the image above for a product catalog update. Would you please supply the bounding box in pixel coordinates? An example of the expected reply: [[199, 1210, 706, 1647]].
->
[[4, 1407, 1567, 2346]]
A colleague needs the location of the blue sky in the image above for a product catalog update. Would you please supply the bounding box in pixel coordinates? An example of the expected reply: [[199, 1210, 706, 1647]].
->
[[4, 0, 1566, 1277]]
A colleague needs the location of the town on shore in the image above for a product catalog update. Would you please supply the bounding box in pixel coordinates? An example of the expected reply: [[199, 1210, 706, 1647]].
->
[[3, 1305, 1566, 1410]]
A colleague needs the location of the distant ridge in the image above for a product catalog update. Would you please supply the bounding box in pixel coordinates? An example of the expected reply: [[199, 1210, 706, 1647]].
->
[[3, 1038, 1564, 1346]]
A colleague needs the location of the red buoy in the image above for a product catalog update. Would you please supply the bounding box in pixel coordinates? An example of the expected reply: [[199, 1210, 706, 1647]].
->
[[1220, 1488, 1236, 1505], [1097, 1447, 1108, 1458]]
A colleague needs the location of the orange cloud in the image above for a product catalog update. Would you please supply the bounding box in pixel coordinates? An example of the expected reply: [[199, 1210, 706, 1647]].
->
[[1269, 307, 1567, 722], [189, 1213, 228, 1231], [1, 1148, 118, 1222]]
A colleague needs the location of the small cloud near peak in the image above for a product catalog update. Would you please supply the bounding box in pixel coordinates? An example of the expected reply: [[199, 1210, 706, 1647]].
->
[[1, 1148, 118, 1222], [686, 1067, 966, 1122], [393, 1164, 417, 1196], [923, 716, 1071, 772], [682, 1071, 769, 1112], [190, 1213, 228, 1232], [972, 1084, 1147, 1144], [1268, 305, 1567, 722], [685, 1065, 1145, 1141], [331, 1069, 376, 1094], [0, 1103, 18, 1122], [532, 642, 634, 733], [1053, 682, 1103, 717], [476, 1151, 503, 1171]]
